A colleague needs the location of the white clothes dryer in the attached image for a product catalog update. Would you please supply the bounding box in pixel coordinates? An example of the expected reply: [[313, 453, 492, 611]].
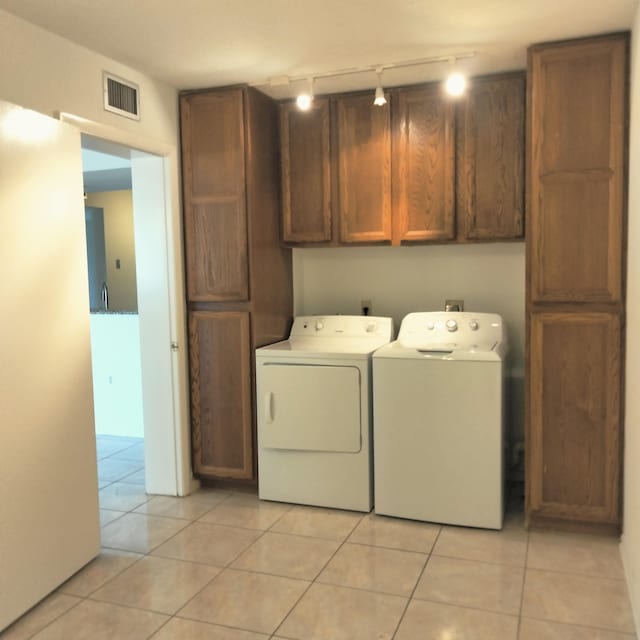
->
[[373, 312, 508, 529], [256, 315, 394, 512]]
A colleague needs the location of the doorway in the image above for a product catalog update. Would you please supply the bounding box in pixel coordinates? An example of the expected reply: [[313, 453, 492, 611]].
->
[[60, 111, 193, 499]]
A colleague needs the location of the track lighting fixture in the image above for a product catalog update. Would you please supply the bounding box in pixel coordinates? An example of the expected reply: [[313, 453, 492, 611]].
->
[[296, 78, 314, 111], [373, 68, 387, 106], [266, 52, 476, 106]]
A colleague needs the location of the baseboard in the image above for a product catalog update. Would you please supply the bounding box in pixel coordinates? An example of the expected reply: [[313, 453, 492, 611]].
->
[[620, 535, 640, 635]]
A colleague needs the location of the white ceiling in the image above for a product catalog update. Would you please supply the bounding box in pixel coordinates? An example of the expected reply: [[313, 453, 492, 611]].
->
[[0, 0, 636, 97]]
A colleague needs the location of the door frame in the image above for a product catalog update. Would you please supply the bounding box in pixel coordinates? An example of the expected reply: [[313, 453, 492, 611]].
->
[[58, 111, 195, 496]]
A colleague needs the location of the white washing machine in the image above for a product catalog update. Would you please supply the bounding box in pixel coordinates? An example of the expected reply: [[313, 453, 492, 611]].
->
[[256, 315, 394, 512], [373, 311, 508, 529]]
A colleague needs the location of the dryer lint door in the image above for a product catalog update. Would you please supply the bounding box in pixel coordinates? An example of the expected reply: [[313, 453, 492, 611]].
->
[[258, 364, 362, 452]]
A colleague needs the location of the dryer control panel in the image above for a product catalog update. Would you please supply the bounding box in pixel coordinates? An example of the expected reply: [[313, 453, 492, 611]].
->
[[291, 315, 394, 341]]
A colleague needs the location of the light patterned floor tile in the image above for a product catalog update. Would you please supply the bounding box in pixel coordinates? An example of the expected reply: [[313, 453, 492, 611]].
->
[[99, 509, 125, 527], [433, 521, 528, 566], [0, 593, 81, 640], [150, 617, 269, 639], [120, 468, 146, 485], [270, 505, 363, 541], [101, 512, 189, 553], [395, 599, 518, 640], [58, 549, 142, 596], [528, 531, 626, 579], [198, 495, 290, 530], [277, 582, 407, 640], [414, 555, 524, 615], [519, 617, 637, 639], [348, 513, 440, 553], [91, 555, 220, 614], [97, 457, 142, 482], [232, 531, 340, 580], [110, 442, 145, 464], [29, 599, 167, 639], [177, 568, 309, 634], [317, 542, 426, 596], [522, 568, 635, 633], [98, 482, 149, 511], [151, 521, 261, 566], [134, 495, 219, 520]]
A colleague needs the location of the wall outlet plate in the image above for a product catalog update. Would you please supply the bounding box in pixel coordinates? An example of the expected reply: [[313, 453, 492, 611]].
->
[[445, 299, 464, 312]]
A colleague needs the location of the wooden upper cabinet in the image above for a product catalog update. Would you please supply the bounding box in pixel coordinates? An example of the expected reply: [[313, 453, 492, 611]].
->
[[335, 94, 392, 243], [529, 35, 627, 303], [180, 89, 249, 301], [392, 84, 455, 243], [528, 312, 621, 525], [280, 99, 331, 243], [457, 73, 525, 240], [189, 311, 253, 479]]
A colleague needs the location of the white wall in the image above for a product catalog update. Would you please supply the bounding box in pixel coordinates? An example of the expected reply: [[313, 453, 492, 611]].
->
[[90, 314, 144, 438], [622, 3, 640, 632], [0, 10, 177, 144], [86, 190, 138, 311]]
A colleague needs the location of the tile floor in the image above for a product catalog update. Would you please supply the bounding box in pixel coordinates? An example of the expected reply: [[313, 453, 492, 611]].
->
[[2, 435, 637, 639]]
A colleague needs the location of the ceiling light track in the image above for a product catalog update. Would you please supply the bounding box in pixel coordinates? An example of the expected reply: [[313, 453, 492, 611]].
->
[[250, 51, 476, 110]]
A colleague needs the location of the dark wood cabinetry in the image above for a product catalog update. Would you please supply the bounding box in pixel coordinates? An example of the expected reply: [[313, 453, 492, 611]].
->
[[181, 86, 292, 481], [392, 84, 455, 243], [456, 73, 525, 240], [335, 93, 392, 243], [526, 34, 628, 532], [279, 74, 524, 247], [280, 98, 331, 243]]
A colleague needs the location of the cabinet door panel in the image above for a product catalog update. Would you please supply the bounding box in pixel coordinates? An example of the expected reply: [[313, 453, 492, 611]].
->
[[457, 74, 524, 240], [280, 99, 331, 242], [189, 311, 253, 479], [533, 176, 618, 301], [336, 94, 391, 243], [528, 312, 620, 524], [186, 199, 248, 301], [181, 90, 248, 301], [392, 85, 455, 243], [529, 37, 626, 303]]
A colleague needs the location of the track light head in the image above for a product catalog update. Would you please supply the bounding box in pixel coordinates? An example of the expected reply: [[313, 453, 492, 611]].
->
[[373, 86, 387, 106]]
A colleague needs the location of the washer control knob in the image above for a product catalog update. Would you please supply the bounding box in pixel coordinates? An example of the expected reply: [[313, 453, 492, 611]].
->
[[315, 320, 324, 331], [469, 320, 479, 331], [366, 322, 377, 333], [446, 319, 458, 332], [426, 321, 435, 330]]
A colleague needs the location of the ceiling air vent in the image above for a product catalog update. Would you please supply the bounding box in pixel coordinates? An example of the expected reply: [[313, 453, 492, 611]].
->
[[103, 72, 140, 120]]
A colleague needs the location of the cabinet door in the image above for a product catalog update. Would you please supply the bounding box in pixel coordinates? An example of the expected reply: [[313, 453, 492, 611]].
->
[[336, 94, 391, 243], [392, 84, 455, 243], [457, 74, 524, 240], [280, 99, 331, 243], [189, 311, 253, 479], [529, 37, 626, 302], [528, 312, 621, 525], [181, 90, 249, 301]]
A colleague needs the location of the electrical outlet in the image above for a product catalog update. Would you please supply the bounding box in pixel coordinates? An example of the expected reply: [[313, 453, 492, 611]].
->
[[445, 299, 464, 312], [361, 299, 372, 316]]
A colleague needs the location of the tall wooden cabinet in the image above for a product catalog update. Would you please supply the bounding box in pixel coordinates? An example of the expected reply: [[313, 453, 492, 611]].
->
[[526, 34, 628, 532], [181, 86, 292, 480]]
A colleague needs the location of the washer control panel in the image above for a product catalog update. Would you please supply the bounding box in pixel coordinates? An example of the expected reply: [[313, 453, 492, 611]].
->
[[398, 312, 504, 351]]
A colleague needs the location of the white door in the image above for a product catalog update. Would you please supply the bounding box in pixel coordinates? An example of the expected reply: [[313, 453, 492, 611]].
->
[[0, 102, 100, 631], [258, 363, 362, 452]]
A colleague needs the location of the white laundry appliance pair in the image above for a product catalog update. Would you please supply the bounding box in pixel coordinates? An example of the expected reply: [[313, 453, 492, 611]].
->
[[255, 311, 508, 528], [255, 315, 394, 512]]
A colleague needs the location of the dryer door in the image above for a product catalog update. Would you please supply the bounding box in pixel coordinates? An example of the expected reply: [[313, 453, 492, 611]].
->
[[258, 363, 361, 453]]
